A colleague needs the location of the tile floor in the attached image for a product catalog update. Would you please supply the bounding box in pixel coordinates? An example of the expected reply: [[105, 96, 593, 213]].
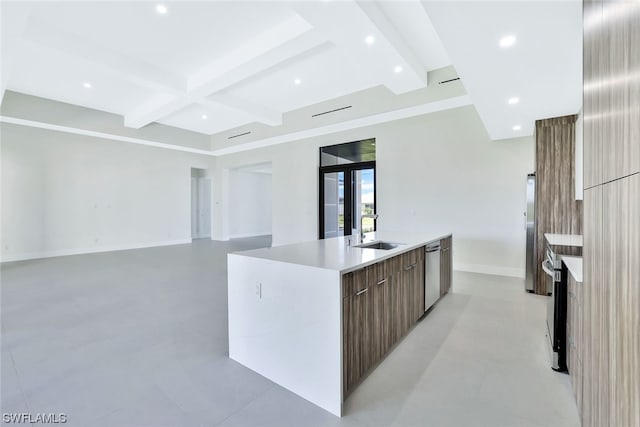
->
[[1, 237, 580, 427]]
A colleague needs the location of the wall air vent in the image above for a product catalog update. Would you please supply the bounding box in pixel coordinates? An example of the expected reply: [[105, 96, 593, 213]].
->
[[311, 105, 352, 118], [227, 131, 251, 140], [438, 77, 460, 85]]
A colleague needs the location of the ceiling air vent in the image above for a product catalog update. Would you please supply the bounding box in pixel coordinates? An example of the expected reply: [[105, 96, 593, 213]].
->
[[311, 105, 352, 118], [438, 77, 460, 85], [227, 131, 251, 140]]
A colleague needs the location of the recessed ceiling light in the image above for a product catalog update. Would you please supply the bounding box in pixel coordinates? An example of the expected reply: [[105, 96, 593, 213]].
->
[[394, 65, 403, 73], [294, 78, 301, 85], [156, 4, 167, 14], [201, 114, 208, 120], [499, 35, 516, 48], [365, 35, 375, 45], [508, 97, 520, 105], [83, 82, 92, 89], [513, 125, 522, 131]]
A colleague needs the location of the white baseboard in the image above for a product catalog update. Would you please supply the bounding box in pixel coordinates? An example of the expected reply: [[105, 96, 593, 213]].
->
[[227, 232, 272, 239], [1, 239, 192, 263], [453, 263, 524, 279]]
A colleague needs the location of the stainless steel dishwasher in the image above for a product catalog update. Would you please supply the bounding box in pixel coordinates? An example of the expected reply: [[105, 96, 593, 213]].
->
[[425, 244, 441, 311]]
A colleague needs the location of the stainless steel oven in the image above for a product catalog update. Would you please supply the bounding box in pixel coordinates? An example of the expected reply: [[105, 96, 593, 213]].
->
[[545, 245, 568, 372]]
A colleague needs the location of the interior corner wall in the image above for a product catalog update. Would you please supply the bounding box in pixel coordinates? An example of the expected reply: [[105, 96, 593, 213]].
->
[[212, 142, 316, 244], [1, 123, 213, 262], [212, 105, 534, 277], [227, 170, 272, 238]]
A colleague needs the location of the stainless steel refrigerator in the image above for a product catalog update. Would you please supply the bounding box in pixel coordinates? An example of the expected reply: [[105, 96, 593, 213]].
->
[[525, 173, 536, 292]]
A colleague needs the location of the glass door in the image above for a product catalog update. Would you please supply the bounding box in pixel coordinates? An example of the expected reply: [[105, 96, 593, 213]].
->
[[353, 168, 376, 236], [319, 164, 376, 239], [322, 171, 345, 238]]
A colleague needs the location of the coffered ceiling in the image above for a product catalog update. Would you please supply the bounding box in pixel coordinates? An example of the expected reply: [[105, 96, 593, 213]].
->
[[1, 1, 582, 145]]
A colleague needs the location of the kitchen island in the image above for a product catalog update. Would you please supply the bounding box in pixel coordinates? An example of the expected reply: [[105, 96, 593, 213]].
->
[[227, 231, 452, 416]]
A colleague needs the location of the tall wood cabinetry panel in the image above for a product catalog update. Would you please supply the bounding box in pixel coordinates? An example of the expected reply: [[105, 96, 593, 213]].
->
[[631, 2, 640, 177], [582, 186, 607, 427], [440, 237, 452, 296], [602, 1, 640, 182], [534, 115, 582, 294], [584, 0, 640, 186], [603, 174, 640, 427], [581, 0, 639, 425], [583, 0, 603, 188]]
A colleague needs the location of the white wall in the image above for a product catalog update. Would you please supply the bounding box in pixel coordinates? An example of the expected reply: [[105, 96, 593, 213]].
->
[[228, 170, 272, 238], [213, 105, 534, 277], [213, 142, 317, 246], [1, 123, 212, 261]]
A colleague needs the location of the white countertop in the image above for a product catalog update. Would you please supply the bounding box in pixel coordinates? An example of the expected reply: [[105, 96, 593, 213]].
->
[[231, 231, 451, 274], [562, 256, 583, 283], [544, 233, 583, 248]]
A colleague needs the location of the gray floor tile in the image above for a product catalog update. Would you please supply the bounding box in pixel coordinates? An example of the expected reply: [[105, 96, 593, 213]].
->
[[1, 238, 580, 427]]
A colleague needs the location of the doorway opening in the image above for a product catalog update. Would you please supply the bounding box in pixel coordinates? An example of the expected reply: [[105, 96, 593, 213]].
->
[[191, 168, 211, 240], [227, 162, 273, 239], [319, 139, 376, 239]]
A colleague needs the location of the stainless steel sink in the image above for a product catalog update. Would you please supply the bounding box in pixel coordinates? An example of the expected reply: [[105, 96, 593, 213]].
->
[[354, 241, 403, 250]]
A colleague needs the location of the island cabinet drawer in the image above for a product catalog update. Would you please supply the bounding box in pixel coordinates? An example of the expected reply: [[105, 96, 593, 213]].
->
[[400, 247, 424, 270], [366, 261, 389, 285], [342, 268, 368, 298]]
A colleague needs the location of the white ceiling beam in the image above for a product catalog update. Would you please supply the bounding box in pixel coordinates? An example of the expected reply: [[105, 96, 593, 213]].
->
[[125, 15, 326, 129], [0, 115, 214, 156], [211, 95, 472, 156], [355, 1, 428, 86], [22, 18, 186, 95], [289, 1, 427, 95], [203, 93, 282, 127]]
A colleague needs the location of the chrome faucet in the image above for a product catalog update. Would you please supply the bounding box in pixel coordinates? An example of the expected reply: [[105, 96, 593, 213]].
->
[[360, 214, 379, 241]]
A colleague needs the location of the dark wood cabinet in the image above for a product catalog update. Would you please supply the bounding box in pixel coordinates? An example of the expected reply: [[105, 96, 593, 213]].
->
[[581, 2, 639, 426], [412, 249, 425, 322], [342, 243, 445, 397], [399, 250, 416, 332], [367, 261, 387, 365], [584, 0, 639, 187], [567, 272, 583, 417], [386, 255, 403, 349], [583, 0, 602, 189], [440, 236, 452, 296], [600, 2, 640, 183], [602, 175, 639, 427], [582, 185, 604, 427], [342, 268, 371, 396]]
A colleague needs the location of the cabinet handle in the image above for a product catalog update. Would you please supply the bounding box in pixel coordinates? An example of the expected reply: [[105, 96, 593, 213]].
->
[[404, 264, 416, 271], [355, 288, 368, 296], [377, 279, 387, 285], [442, 248, 449, 252]]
